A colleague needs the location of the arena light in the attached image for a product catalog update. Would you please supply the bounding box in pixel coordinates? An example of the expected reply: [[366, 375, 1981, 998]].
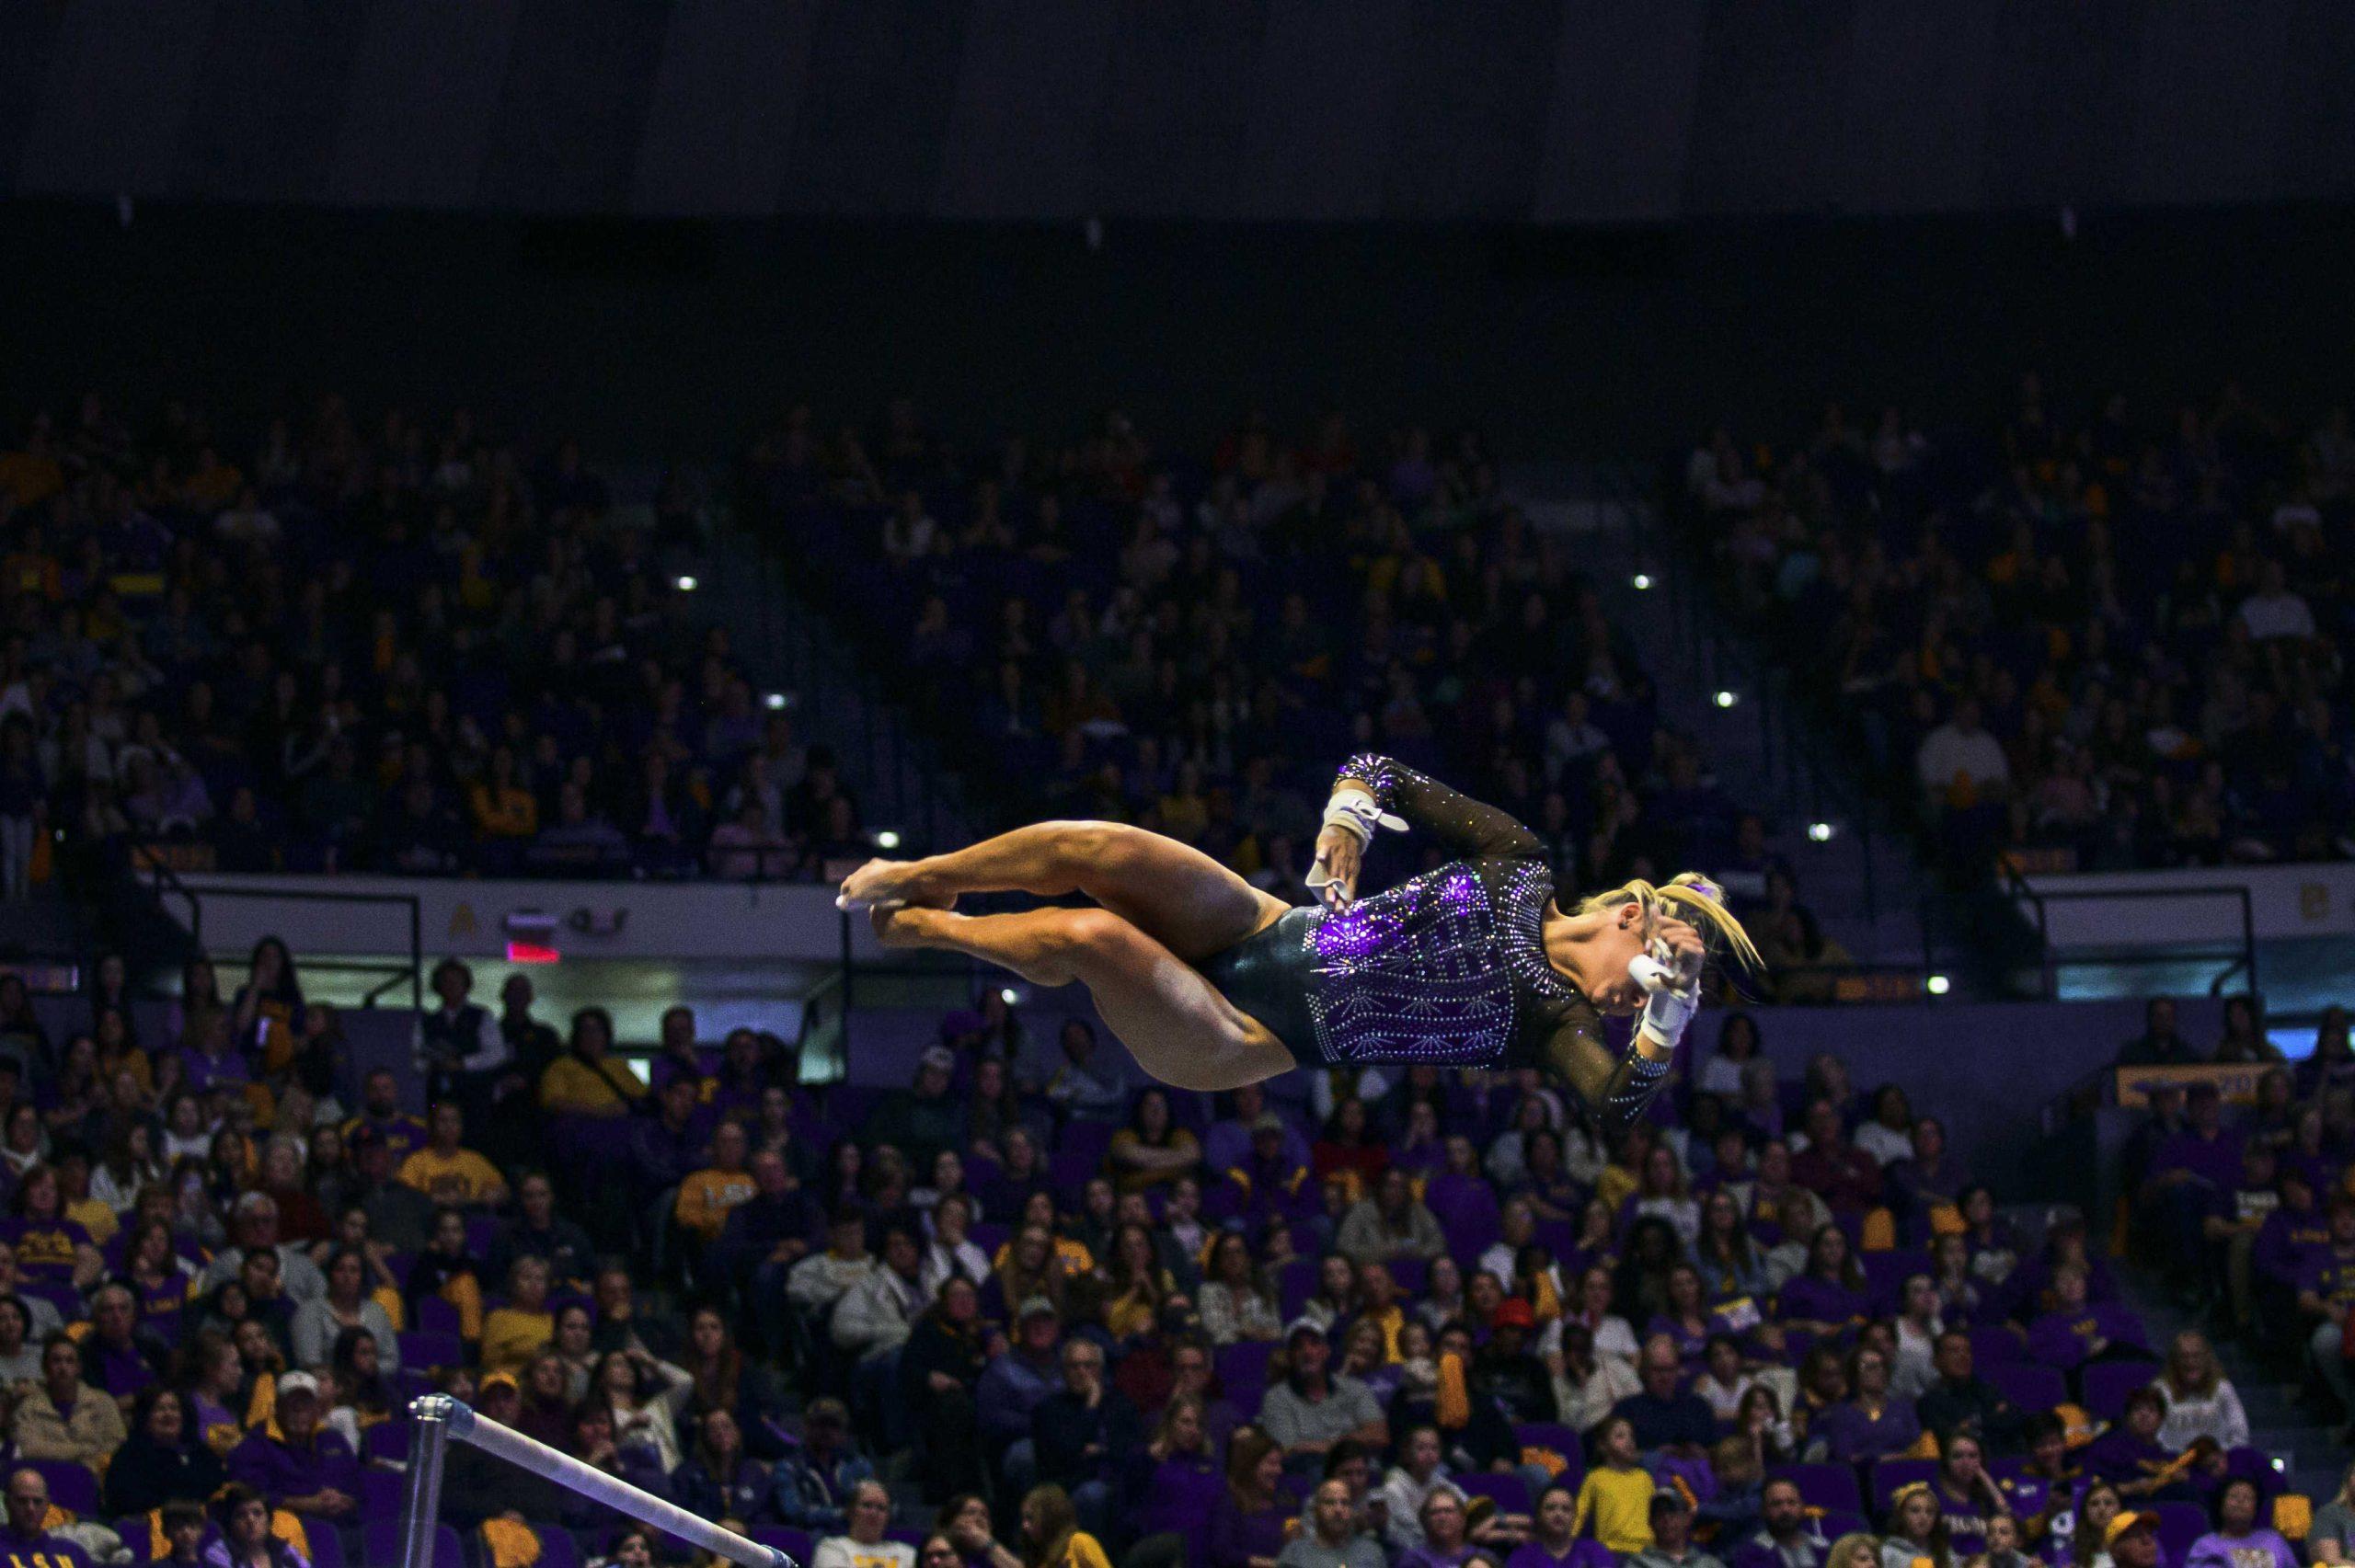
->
[[1000, 987, 1021, 1005], [764, 691, 790, 711], [1925, 974, 1951, 997], [505, 942, 560, 965], [1631, 573, 1654, 591], [873, 829, 902, 850], [1714, 689, 1740, 709], [1807, 821, 1835, 842], [674, 574, 698, 592]]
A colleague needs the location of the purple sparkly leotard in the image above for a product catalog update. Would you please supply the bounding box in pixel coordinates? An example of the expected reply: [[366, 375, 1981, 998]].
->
[[1195, 754, 1670, 1126]]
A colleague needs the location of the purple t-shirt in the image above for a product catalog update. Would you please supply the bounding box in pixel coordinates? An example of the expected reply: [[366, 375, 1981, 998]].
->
[[1811, 1398, 1921, 1463], [2152, 1128, 2246, 1193], [2183, 1530, 2296, 1568], [0, 1531, 95, 1568], [226, 1428, 361, 1513], [1504, 1542, 1615, 1568], [1775, 1275, 1867, 1332], [2026, 1303, 2146, 1370]]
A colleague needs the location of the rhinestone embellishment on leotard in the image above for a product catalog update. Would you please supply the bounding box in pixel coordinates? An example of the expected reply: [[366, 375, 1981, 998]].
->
[[1493, 861, 1576, 1003], [1300, 863, 1517, 1065]]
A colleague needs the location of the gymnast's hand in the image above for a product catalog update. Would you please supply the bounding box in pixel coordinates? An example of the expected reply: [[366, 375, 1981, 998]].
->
[[1309, 823, 1362, 910], [1655, 917, 1707, 989]]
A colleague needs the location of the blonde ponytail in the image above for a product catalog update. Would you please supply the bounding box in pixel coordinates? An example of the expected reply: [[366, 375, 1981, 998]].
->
[[1575, 873, 1766, 976]]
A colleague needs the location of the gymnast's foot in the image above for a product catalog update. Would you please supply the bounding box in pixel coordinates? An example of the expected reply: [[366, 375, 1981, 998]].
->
[[869, 905, 951, 949], [836, 858, 956, 911]]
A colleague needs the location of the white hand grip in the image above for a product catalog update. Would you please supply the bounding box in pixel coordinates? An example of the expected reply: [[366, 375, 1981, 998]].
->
[[1631, 951, 1698, 1050]]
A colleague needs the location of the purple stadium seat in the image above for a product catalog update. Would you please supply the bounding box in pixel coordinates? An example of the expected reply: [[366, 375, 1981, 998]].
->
[[968, 1221, 1010, 1256], [399, 1330, 464, 1369], [2154, 1503, 2208, 1563], [752, 1529, 814, 1566], [1384, 1256, 1428, 1296], [414, 1296, 461, 1336], [363, 1420, 411, 1465], [1277, 1259, 1319, 1319], [887, 1530, 928, 1551], [1048, 1150, 1098, 1201], [364, 1519, 462, 1568], [1769, 1464, 1864, 1516], [2225, 1448, 2285, 1494], [1982, 1363, 2067, 1415], [1217, 1340, 1277, 1402], [1860, 1252, 1931, 1313], [1456, 1472, 1532, 1518], [1513, 1424, 1586, 1490], [1970, 1328, 2025, 1365], [25, 1460, 94, 1516], [361, 1468, 405, 1519], [532, 1526, 581, 1568], [2080, 1358, 2162, 1420], [1871, 1459, 1938, 1513], [305, 1522, 347, 1568], [1060, 1119, 1118, 1172]]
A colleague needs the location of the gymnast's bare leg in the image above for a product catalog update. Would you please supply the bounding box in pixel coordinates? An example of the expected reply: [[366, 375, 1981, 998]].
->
[[867, 902, 1296, 1092], [839, 819, 1286, 963]]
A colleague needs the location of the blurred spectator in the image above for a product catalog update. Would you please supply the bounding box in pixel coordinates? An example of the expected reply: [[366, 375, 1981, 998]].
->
[[1283, 1475, 1388, 1568]]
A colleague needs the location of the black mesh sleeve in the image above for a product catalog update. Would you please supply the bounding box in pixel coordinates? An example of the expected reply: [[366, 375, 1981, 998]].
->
[[1539, 1014, 1673, 1132], [1336, 753, 1546, 864]]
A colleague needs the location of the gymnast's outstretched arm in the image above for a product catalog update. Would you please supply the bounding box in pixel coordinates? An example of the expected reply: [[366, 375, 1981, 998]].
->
[[1541, 1013, 1675, 1132], [1331, 752, 1545, 861], [1313, 752, 1545, 905]]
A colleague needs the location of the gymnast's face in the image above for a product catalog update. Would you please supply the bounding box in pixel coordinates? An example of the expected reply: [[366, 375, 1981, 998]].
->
[[1583, 899, 1654, 1014]]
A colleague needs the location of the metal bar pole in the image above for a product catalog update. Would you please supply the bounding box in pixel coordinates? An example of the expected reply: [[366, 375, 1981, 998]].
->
[[839, 906, 856, 1076], [2241, 889, 2258, 998], [398, 1397, 452, 1568], [416, 1397, 794, 1568]]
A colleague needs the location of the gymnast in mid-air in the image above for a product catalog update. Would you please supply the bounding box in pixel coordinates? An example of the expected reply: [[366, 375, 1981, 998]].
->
[[837, 753, 1762, 1127]]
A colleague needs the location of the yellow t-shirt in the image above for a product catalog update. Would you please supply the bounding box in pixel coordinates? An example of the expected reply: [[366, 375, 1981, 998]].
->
[[538, 1056, 646, 1117], [675, 1169, 756, 1240], [1573, 1464, 1657, 1555], [67, 1196, 119, 1247], [396, 1147, 507, 1206], [479, 1307, 554, 1375], [1055, 1537, 1113, 1568]]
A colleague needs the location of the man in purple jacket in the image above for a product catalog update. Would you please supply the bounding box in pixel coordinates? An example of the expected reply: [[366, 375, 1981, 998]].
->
[[226, 1372, 359, 1522]]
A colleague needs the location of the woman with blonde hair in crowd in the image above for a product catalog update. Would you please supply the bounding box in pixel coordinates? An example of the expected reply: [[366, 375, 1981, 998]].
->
[[1829, 1536, 1884, 1568], [2154, 1331, 2248, 1450], [1018, 1484, 1112, 1568], [1881, 1484, 1953, 1568]]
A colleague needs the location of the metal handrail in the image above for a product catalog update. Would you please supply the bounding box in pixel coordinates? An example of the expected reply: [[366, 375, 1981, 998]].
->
[[139, 858, 426, 1012], [1999, 862, 2259, 1001]]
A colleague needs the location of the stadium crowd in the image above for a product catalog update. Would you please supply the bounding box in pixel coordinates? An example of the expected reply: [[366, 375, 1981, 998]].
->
[[0, 924, 2337, 1568], [740, 404, 1835, 985], [1681, 381, 2355, 882], [0, 394, 845, 888]]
